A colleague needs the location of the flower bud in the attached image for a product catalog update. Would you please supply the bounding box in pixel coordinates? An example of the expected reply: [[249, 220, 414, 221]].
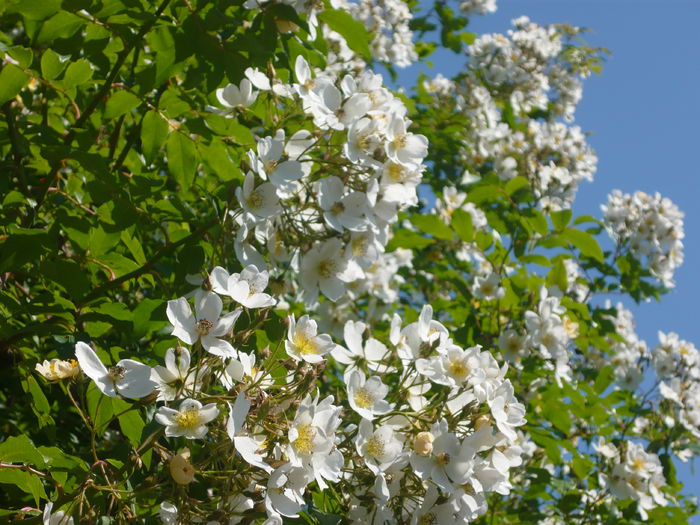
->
[[413, 431, 434, 456], [169, 448, 196, 485]]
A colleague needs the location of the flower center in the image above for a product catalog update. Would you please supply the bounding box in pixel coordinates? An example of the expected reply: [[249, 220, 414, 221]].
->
[[294, 333, 318, 355], [196, 319, 213, 336], [108, 365, 126, 381], [351, 236, 368, 257], [175, 408, 202, 429], [388, 163, 406, 182], [365, 436, 385, 459], [247, 189, 264, 210], [293, 424, 316, 455], [354, 387, 374, 409], [447, 358, 469, 380], [317, 259, 336, 278], [330, 201, 345, 216], [418, 514, 437, 525], [436, 452, 451, 466], [392, 135, 407, 149], [264, 159, 278, 173]]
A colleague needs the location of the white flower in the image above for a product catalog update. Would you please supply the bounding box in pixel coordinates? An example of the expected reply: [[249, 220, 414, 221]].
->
[[220, 351, 272, 389], [166, 292, 242, 358], [385, 116, 428, 166], [332, 320, 390, 376], [236, 171, 281, 219], [155, 398, 219, 439], [285, 314, 335, 363], [75, 342, 156, 399], [226, 390, 272, 473], [151, 347, 205, 401], [300, 238, 357, 303], [487, 380, 526, 441], [245, 67, 271, 90], [416, 345, 483, 388], [265, 463, 312, 518], [317, 176, 370, 232], [472, 273, 505, 300], [409, 418, 476, 491], [356, 419, 403, 474], [43, 502, 74, 525], [248, 132, 304, 188], [35, 358, 80, 381], [287, 394, 344, 488], [346, 369, 393, 420], [158, 502, 178, 525], [211, 264, 276, 309], [216, 79, 258, 109]]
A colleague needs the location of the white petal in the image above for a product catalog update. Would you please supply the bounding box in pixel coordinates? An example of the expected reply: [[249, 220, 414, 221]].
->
[[166, 298, 197, 345], [196, 291, 223, 323], [75, 342, 107, 383]]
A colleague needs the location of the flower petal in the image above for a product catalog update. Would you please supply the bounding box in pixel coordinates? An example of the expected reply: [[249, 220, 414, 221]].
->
[[167, 298, 197, 345]]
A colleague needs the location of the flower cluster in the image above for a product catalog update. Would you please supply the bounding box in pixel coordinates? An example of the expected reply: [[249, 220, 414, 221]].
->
[[599, 441, 668, 519], [602, 189, 685, 287], [221, 57, 427, 306], [653, 331, 700, 439]]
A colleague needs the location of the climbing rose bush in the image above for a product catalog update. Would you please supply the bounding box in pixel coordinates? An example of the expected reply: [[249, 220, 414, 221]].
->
[[0, 0, 697, 523]]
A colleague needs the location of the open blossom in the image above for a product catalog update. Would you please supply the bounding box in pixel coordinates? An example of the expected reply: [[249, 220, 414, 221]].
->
[[166, 292, 242, 358], [75, 342, 155, 399], [300, 238, 358, 303], [151, 347, 204, 401], [226, 391, 272, 473], [215, 79, 257, 109], [43, 502, 74, 525], [36, 358, 80, 381], [236, 171, 280, 219], [286, 314, 335, 363], [287, 394, 344, 489], [356, 419, 404, 474], [155, 398, 219, 439], [211, 264, 276, 309], [346, 369, 393, 420], [332, 320, 390, 376], [317, 176, 370, 232]]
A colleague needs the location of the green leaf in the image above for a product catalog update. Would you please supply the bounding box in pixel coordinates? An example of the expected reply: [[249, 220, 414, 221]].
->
[[0, 227, 51, 273], [504, 176, 529, 196], [141, 110, 169, 163], [0, 435, 46, 467], [117, 406, 145, 448], [451, 209, 474, 242], [35, 11, 84, 45], [0, 469, 46, 505], [550, 209, 572, 231], [546, 258, 568, 292], [562, 227, 604, 262], [40, 49, 68, 80], [92, 302, 133, 322], [86, 383, 114, 433], [167, 132, 198, 190], [7, 46, 33, 69], [387, 230, 434, 251], [318, 10, 371, 60], [5, 0, 62, 21], [0, 64, 29, 105], [411, 214, 453, 241], [594, 366, 614, 395], [104, 90, 141, 120], [61, 58, 93, 88], [24, 376, 52, 427]]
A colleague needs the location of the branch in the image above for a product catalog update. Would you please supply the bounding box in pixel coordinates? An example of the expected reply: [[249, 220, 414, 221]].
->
[[76, 217, 218, 306]]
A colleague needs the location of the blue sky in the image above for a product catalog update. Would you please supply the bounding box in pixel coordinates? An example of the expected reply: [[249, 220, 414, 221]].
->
[[393, 0, 700, 515]]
